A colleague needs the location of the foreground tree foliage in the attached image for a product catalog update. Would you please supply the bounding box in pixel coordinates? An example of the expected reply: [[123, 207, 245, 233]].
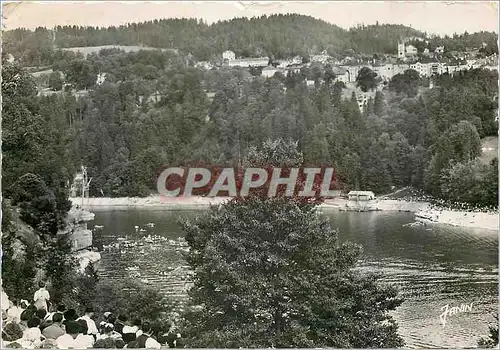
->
[[181, 196, 404, 348], [478, 316, 499, 348], [1, 202, 39, 299], [440, 158, 498, 206], [180, 139, 403, 347], [91, 279, 174, 324]]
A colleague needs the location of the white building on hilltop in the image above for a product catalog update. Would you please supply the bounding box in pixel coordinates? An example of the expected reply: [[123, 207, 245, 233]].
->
[[228, 57, 269, 68], [405, 44, 418, 55], [398, 42, 418, 59], [435, 46, 445, 54], [222, 50, 236, 61], [409, 62, 431, 77]]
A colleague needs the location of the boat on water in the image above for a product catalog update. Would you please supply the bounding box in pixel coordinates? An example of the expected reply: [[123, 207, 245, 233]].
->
[[340, 190, 380, 211], [339, 207, 381, 212]]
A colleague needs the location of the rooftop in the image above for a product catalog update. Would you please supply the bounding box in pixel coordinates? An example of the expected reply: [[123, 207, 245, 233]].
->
[[262, 66, 277, 71], [231, 57, 269, 63], [332, 66, 348, 75]]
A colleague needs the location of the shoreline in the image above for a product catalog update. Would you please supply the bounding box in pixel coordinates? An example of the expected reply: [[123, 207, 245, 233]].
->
[[70, 196, 498, 231]]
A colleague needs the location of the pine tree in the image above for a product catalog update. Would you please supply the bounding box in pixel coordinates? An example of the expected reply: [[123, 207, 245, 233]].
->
[[180, 141, 404, 348]]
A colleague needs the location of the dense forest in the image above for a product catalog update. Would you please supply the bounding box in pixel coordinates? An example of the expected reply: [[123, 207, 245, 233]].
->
[[2, 14, 498, 207], [4, 14, 498, 67], [2, 44, 497, 207], [1, 52, 410, 349]]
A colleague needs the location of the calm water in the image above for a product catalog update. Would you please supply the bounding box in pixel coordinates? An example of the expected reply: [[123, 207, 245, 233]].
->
[[90, 208, 498, 348]]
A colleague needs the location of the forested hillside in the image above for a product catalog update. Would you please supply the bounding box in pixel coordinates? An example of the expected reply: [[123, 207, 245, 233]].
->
[[4, 14, 497, 67], [3, 45, 497, 207]]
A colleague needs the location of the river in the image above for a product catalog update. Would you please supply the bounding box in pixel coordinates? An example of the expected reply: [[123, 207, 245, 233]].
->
[[89, 208, 498, 348]]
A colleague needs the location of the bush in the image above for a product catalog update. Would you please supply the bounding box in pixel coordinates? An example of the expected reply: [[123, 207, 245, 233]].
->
[[92, 279, 174, 324], [48, 71, 63, 91], [478, 317, 499, 348]]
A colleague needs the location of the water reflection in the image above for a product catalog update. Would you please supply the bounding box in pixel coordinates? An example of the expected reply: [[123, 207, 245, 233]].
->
[[90, 208, 498, 348]]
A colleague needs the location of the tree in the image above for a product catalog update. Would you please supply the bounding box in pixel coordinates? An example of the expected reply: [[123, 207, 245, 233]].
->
[[356, 67, 378, 92], [65, 59, 96, 90], [373, 91, 385, 117], [2, 62, 76, 304], [1, 202, 39, 300], [181, 197, 404, 348], [93, 279, 173, 323], [245, 138, 303, 167], [425, 120, 482, 195], [389, 69, 421, 97], [74, 264, 100, 312], [323, 64, 336, 86], [48, 71, 63, 91], [45, 235, 79, 306], [304, 123, 331, 165], [388, 133, 413, 187], [478, 316, 499, 348], [10, 174, 61, 236], [2, 63, 45, 192], [332, 81, 344, 107], [440, 158, 498, 207], [180, 139, 404, 347]]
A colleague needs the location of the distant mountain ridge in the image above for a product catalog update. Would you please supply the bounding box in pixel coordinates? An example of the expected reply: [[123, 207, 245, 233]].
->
[[3, 14, 498, 64]]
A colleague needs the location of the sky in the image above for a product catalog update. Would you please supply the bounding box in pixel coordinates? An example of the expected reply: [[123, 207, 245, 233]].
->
[[2, 1, 499, 36]]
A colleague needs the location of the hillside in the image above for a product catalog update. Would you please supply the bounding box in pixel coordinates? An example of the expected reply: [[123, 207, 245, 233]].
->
[[4, 15, 431, 65], [5, 14, 497, 67], [61, 45, 177, 57], [479, 136, 498, 165]]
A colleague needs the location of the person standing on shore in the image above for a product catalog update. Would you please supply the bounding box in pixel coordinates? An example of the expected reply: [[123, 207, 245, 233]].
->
[[33, 282, 50, 311], [77, 307, 99, 339]]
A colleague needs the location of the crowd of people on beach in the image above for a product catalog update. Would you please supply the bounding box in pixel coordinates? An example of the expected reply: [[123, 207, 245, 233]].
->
[[2, 282, 183, 349], [388, 190, 498, 214]]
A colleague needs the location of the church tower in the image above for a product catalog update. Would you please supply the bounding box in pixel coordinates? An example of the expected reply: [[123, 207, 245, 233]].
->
[[52, 26, 57, 48], [398, 42, 405, 59]]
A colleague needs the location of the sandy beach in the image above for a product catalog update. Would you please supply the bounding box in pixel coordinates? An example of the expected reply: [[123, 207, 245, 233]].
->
[[414, 207, 498, 231], [70, 196, 498, 231]]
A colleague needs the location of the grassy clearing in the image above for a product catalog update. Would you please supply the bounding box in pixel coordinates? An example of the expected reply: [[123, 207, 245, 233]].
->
[[61, 45, 177, 57]]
